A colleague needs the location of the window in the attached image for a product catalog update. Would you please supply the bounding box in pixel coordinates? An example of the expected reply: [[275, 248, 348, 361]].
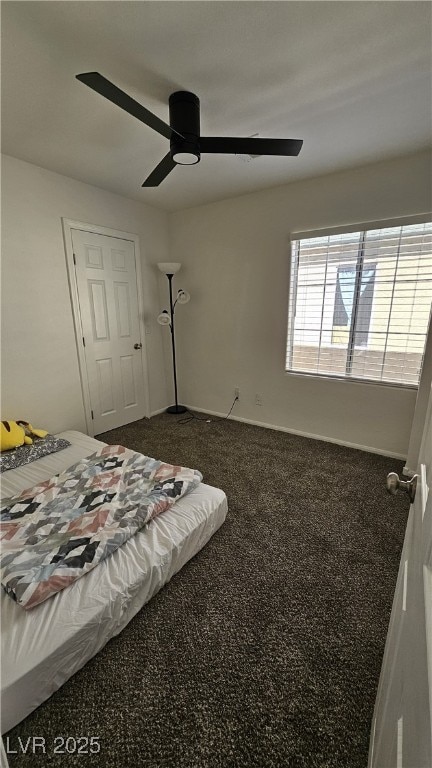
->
[[286, 220, 432, 387]]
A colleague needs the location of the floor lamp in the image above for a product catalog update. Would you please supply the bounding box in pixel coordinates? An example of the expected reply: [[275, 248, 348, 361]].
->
[[157, 262, 190, 414]]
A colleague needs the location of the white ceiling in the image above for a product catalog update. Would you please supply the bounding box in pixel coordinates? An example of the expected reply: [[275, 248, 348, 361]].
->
[[2, 1, 431, 212]]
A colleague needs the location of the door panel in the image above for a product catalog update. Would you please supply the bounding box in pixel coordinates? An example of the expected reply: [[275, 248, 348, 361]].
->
[[120, 355, 137, 407], [71, 229, 146, 434], [370, 383, 432, 768], [85, 244, 104, 269], [114, 282, 132, 337], [89, 281, 110, 340], [97, 358, 115, 414]]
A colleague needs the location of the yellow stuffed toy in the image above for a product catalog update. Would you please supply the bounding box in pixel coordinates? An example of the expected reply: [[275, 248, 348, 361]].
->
[[0, 420, 48, 452]]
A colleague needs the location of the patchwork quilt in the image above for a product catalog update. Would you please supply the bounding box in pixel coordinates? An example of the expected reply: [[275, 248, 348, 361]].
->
[[0, 444, 202, 609]]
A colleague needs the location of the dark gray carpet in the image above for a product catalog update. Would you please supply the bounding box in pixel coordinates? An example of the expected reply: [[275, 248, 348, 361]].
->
[[5, 414, 409, 768]]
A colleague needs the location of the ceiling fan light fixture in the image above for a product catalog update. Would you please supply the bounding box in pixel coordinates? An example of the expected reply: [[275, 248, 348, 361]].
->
[[172, 151, 200, 166]]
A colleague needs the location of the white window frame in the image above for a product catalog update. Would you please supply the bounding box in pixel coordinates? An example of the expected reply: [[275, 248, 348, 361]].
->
[[286, 213, 432, 390]]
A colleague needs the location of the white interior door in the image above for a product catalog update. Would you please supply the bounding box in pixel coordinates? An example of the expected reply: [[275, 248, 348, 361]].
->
[[71, 229, 147, 435], [370, 383, 432, 768]]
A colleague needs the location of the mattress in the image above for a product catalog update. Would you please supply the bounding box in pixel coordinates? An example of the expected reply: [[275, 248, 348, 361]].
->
[[1, 431, 228, 734]]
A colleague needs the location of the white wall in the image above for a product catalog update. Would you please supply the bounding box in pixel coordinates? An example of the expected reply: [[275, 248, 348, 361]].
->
[[2, 150, 430, 456], [169, 150, 432, 458], [1, 154, 169, 434]]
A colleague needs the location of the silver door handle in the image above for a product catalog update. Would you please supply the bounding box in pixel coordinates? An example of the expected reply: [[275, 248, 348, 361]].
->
[[386, 472, 418, 504], [134, 342, 142, 350]]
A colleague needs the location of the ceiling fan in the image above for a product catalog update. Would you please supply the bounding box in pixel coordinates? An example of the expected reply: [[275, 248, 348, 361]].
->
[[76, 72, 303, 187]]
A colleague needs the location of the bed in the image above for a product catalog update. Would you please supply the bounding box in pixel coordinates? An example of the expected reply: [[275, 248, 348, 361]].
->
[[1, 431, 228, 734]]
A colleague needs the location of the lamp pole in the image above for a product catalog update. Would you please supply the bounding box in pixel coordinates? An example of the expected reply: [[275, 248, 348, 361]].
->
[[157, 263, 188, 415], [165, 273, 187, 415], [166, 274, 184, 414]]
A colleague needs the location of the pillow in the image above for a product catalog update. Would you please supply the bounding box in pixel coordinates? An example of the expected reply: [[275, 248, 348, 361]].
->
[[0, 435, 71, 473]]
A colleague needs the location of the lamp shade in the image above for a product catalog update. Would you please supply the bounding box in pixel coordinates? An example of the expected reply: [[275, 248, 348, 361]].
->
[[157, 262, 181, 275], [157, 311, 171, 326], [177, 289, 190, 305]]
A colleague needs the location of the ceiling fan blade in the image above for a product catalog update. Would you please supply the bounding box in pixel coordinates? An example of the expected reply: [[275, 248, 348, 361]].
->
[[142, 153, 176, 187], [200, 137, 303, 156], [76, 72, 184, 142]]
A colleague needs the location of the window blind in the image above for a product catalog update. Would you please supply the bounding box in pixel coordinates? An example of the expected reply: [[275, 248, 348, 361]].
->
[[286, 221, 432, 387]]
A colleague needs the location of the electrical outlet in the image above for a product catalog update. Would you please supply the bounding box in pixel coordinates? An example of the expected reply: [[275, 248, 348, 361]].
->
[[234, 387, 240, 400], [255, 393, 263, 406]]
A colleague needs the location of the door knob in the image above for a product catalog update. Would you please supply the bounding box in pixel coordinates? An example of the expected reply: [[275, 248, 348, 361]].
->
[[134, 342, 142, 350], [386, 472, 418, 504]]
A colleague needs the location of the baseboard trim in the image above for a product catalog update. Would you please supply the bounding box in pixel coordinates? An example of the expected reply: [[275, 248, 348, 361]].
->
[[150, 406, 169, 417], [402, 465, 416, 477], [182, 404, 407, 461]]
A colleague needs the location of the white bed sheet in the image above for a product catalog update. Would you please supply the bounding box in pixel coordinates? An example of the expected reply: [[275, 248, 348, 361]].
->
[[1, 431, 227, 733]]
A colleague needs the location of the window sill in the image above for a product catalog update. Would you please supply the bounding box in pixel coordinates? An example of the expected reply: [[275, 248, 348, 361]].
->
[[284, 369, 419, 391]]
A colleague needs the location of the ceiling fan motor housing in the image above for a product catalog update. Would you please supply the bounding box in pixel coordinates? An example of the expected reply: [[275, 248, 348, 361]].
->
[[169, 91, 201, 164]]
